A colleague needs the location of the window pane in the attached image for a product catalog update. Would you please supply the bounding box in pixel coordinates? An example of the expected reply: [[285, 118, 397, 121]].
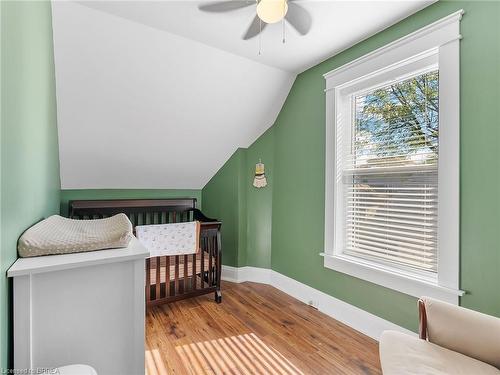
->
[[353, 70, 439, 168]]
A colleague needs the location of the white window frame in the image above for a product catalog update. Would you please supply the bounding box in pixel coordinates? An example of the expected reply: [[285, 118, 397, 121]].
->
[[323, 10, 464, 304]]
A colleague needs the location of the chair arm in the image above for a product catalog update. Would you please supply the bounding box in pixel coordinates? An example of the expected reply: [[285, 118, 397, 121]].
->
[[419, 296, 500, 369], [418, 298, 427, 340]]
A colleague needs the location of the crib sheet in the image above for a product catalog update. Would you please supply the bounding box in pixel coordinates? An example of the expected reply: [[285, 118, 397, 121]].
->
[[135, 221, 200, 257]]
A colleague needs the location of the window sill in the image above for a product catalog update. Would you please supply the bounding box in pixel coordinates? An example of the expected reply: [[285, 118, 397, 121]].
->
[[321, 253, 464, 304]]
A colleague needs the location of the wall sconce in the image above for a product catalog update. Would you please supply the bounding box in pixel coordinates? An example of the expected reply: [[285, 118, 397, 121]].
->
[[253, 159, 268, 188]]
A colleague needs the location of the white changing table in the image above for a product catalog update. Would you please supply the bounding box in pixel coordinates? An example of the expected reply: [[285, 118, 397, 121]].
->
[[8, 237, 149, 375]]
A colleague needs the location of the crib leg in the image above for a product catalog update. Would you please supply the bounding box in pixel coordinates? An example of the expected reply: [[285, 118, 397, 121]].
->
[[215, 290, 222, 303]]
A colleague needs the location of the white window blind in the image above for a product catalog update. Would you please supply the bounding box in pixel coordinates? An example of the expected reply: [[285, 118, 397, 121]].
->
[[343, 70, 439, 274]]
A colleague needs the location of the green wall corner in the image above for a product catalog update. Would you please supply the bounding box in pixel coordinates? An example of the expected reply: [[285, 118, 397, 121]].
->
[[202, 149, 246, 267], [202, 127, 275, 269]]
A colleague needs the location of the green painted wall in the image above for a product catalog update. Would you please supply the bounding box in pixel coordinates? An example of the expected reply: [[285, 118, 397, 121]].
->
[[456, 1, 500, 318], [60, 189, 202, 217], [202, 150, 246, 267], [203, 1, 500, 332], [244, 127, 274, 269], [1, 0, 61, 367], [202, 127, 275, 269]]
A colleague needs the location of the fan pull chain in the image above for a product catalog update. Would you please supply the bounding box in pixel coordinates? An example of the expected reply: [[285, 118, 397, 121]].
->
[[282, 1, 286, 43], [282, 18, 286, 43], [258, 18, 262, 55]]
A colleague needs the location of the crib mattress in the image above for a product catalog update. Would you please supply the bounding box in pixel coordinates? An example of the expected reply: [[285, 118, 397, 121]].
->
[[148, 254, 215, 284], [18, 214, 133, 258]]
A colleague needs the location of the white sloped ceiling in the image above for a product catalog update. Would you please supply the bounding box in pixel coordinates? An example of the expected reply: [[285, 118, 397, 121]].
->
[[52, 1, 432, 189], [52, 1, 295, 189]]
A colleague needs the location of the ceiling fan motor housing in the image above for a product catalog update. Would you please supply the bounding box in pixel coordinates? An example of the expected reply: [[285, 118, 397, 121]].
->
[[257, 0, 288, 24]]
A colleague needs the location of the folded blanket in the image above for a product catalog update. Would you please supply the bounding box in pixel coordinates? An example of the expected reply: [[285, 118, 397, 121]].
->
[[18, 214, 133, 258], [135, 221, 200, 257]]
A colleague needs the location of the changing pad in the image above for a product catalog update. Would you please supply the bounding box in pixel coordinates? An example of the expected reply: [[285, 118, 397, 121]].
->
[[18, 214, 133, 258]]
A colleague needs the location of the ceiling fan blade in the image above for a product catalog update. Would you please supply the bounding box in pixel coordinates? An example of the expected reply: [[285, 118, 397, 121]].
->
[[198, 1, 254, 13], [285, 3, 312, 35], [242, 15, 267, 40]]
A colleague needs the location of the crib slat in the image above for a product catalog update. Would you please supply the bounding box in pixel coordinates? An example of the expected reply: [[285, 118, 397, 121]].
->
[[213, 235, 217, 285], [155, 257, 161, 299], [165, 256, 170, 297], [200, 244, 205, 289], [145, 258, 151, 303], [214, 235, 218, 285], [183, 255, 188, 292], [208, 236, 213, 286], [192, 253, 197, 290], [213, 236, 217, 286], [174, 256, 179, 295], [172, 211, 177, 223]]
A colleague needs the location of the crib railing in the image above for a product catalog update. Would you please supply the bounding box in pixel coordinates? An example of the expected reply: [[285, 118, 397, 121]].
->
[[145, 222, 221, 306], [68, 199, 222, 307]]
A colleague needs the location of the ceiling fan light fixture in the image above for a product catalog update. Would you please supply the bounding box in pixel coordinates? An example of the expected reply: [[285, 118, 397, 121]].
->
[[256, 0, 288, 24]]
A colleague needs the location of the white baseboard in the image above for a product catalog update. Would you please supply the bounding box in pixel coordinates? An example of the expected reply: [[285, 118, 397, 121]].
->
[[221, 265, 271, 284], [221, 265, 415, 341], [220, 265, 240, 283]]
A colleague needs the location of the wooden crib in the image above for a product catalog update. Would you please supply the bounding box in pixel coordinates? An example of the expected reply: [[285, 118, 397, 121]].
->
[[68, 198, 222, 307]]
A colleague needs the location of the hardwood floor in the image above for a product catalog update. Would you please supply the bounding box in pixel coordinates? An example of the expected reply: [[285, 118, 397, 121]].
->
[[145, 281, 382, 375]]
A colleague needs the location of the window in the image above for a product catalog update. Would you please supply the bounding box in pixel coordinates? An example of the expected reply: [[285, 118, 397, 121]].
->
[[323, 11, 463, 304], [346, 69, 439, 275]]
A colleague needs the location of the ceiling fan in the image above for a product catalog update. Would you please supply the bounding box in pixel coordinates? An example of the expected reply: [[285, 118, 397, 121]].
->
[[198, 0, 312, 40]]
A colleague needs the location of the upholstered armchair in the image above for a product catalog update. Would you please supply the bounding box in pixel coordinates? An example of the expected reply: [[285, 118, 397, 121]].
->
[[379, 297, 500, 374]]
